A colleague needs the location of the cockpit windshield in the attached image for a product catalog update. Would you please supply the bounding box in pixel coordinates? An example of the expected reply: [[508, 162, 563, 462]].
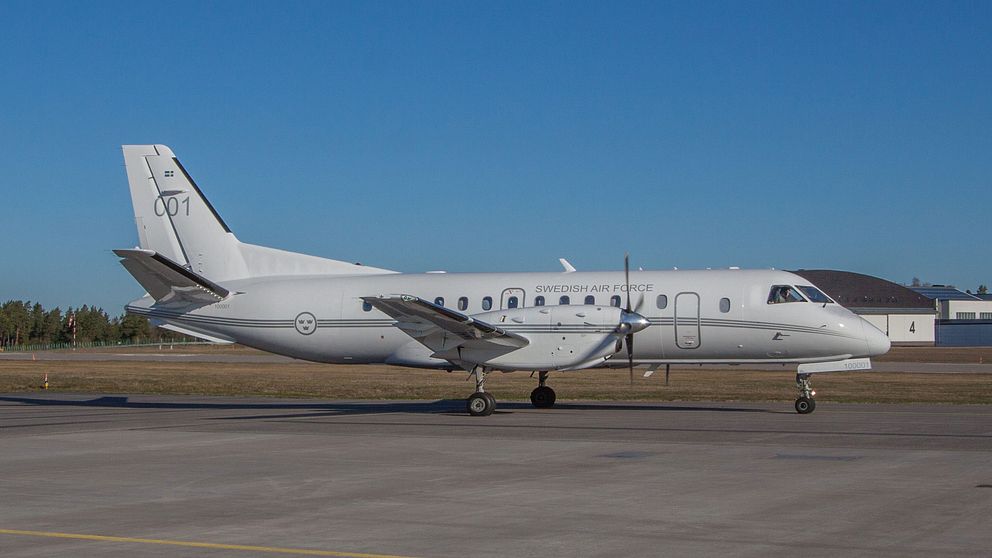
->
[[768, 285, 807, 304], [797, 285, 833, 304]]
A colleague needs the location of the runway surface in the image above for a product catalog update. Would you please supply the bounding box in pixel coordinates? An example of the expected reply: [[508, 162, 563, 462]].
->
[[2, 350, 991, 373], [1, 394, 990, 557]]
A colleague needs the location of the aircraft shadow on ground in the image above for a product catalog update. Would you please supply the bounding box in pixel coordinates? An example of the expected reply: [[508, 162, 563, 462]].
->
[[0, 394, 783, 418]]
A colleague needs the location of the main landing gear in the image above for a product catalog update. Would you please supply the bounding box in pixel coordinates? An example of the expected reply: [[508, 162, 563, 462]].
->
[[795, 373, 816, 414], [530, 371, 556, 409], [467, 369, 557, 416], [467, 368, 496, 416]]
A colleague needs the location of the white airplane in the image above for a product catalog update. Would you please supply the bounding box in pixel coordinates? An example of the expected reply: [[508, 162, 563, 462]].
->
[[115, 145, 890, 416]]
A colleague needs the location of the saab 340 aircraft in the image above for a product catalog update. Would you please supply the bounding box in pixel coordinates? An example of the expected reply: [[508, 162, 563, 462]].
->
[[116, 145, 890, 416]]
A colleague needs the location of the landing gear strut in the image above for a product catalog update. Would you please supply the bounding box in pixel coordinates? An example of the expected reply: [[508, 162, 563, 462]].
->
[[795, 373, 816, 414], [530, 371, 556, 408], [467, 368, 496, 416]]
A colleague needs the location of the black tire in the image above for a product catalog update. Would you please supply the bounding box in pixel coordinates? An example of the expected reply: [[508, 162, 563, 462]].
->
[[795, 397, 816, 414], [530, 386, 557, 408], [467, 392, 494, 416]]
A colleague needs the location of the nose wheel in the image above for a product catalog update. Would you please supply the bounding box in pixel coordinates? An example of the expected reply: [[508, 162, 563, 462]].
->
[[795, 373, 816, 414]]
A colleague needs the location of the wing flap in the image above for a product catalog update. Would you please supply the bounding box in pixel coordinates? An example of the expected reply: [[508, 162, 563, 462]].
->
[[362, 295, 528, 358]]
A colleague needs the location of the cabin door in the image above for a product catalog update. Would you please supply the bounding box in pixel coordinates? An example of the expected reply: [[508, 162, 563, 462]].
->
[[675, 292, 700, 349]]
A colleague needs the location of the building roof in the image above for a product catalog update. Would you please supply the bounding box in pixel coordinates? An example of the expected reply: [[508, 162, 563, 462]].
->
[[792, 269, 936, 313], [909, 286, 980, 301], [976, 294, 992, 301]]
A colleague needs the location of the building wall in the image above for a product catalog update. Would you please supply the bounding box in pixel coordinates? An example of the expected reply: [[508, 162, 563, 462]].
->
[[940, 300, 992, 320], [888, 314, 935, 343], [936, 320, 992, 347], [857, 313, 935, 344]]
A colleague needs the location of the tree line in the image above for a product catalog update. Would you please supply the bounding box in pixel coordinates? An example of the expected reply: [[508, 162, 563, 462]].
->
[[0, 300, 191, 348]]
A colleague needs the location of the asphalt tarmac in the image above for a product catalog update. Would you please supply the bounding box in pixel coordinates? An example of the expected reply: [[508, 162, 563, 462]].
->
[[1, 393, 990, 557]]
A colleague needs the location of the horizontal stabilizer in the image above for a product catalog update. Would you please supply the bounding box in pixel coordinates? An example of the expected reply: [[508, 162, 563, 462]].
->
[[115, 249, 229, 304]]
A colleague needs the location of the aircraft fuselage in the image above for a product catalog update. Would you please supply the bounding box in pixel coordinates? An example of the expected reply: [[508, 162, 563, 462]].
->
[[127, 268, 889, 370]]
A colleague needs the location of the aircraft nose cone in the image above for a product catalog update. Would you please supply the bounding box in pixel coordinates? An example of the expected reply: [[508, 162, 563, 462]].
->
[[862, 319, 891, 356], [619, 310, 651, 334]]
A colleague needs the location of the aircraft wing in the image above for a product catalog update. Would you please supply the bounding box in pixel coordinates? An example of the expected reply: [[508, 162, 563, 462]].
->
[[115, 249, 229, 304], [361, 295, 528, 360]]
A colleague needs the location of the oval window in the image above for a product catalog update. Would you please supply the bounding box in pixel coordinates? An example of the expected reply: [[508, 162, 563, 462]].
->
[[559, 295, 570, 305], [584, 295, 595, 305], [458, 297, 468, 311], [508, 296, 519, 308], [656, 294, 668, 309], [720, 298, 731, 313], [434, 297, 445, 307], [535, 296, 545, 306], [482, 296, 493, 311], [610, 295, 621, 307], [362, 301, 373, 312]]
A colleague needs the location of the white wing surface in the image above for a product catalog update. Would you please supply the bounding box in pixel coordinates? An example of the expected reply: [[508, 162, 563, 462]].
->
[[361, 295, 528, 362]]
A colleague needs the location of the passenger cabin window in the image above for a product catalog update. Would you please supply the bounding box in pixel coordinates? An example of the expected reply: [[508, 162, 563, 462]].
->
[[458, 297, 468, 311], [656, 294, 668, 309], [362, 301, 373, 312], [610, 295, 622, 307], [482, 296, 493, 311], [507, 296, 519, 309], [535, 296, 545, 306], [768, 286, 806, 304], [584, 295, 595, 305], [719, 298, 731, 313], [559, 295, 570, 305], [434, 297, 445, 307], [797, 285, 833, 304]]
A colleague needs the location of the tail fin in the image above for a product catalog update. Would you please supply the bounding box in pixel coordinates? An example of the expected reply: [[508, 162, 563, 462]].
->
[[122, 145, 394, 281]]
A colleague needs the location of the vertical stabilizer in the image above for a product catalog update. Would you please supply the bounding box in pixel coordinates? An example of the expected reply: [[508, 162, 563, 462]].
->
[[123, 145, 248, 280], [121, 145, 396, 281], [123, 145, 189, 267]]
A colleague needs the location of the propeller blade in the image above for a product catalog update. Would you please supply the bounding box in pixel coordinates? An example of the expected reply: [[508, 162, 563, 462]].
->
[[624, 252, 634, 385], [626, 333, 634, 386], [624, 253, 631, 312]]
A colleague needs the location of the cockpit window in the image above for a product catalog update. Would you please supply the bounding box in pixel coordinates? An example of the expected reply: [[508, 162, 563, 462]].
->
[[768, 285, 807, 304], [797, 285, 833, 304]]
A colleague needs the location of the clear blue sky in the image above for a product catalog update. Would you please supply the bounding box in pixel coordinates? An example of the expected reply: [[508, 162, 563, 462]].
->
[[1, 1, 989, 313]]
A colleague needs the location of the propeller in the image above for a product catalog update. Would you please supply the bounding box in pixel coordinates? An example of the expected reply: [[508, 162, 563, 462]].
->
[[613, 254, 650, 385]]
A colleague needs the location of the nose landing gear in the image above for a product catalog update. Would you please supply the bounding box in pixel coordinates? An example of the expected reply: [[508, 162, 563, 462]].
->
[[530, 371, 556, 408], [795, 373, 816, 414]]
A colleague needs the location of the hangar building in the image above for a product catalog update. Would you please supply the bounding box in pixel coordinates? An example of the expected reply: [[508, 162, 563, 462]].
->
[[909, 286, 992, 320], [909, 286, 992, 346]]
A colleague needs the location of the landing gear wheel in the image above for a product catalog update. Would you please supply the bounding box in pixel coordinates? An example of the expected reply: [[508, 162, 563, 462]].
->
[[530, 386, 556, 408], [794, 373, 816, 414], [795, 397, 815, 414], [467, 392, 495, 416]]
